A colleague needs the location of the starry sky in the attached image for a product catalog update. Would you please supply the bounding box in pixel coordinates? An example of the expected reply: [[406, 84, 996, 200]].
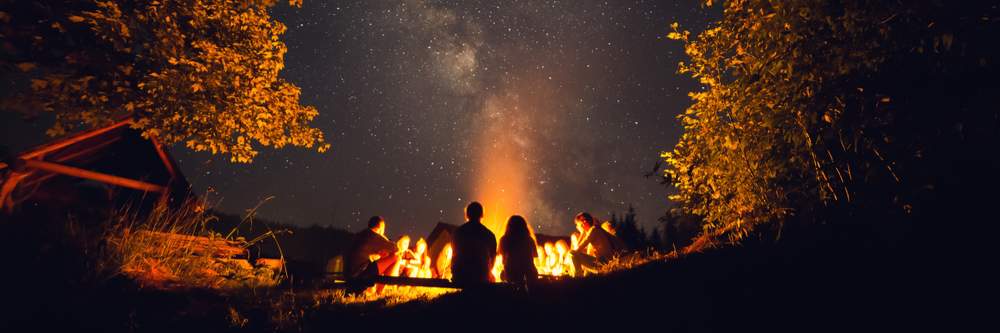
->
[[2, 0, 717, 237]]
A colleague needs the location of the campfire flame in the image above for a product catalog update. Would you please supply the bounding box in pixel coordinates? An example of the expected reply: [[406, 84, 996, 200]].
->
[[390, 236, 575, 282], [491, 254, 504, 282], [388, 237, 435, 279]]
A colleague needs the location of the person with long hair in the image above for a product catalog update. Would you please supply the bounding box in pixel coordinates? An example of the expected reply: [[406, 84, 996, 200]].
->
[[498, 215, 538, 286]]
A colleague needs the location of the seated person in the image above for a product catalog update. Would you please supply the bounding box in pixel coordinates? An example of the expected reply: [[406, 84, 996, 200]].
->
[[498, 215, 538, 286], [571, 212, 625, 275], [451, 201, 497, 287], [344, 216, 400, 282]]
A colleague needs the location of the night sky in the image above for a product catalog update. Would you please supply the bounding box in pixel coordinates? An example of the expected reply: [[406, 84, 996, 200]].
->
[[2, 0, 716, 237]]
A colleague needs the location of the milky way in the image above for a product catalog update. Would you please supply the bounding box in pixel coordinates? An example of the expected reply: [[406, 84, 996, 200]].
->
[[166, 0, 716, 236]]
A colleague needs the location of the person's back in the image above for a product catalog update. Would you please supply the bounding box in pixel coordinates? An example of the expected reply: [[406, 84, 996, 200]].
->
[[582, 225, 622, 260], [498, 215, 537, 285], [344, 217, 398, 278], [451, 202, 497, 286]]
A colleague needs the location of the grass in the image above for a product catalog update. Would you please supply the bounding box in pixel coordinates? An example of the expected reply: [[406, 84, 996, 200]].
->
[[312, 287, 456, 307], [595, 249, 672, 274], [103, 199, 285, 291]]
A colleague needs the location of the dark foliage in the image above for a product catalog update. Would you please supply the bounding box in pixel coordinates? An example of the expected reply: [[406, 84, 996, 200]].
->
[[609, 205, 649, 251], [659, 209, 703, 251], [665, 0, 1000, 247]]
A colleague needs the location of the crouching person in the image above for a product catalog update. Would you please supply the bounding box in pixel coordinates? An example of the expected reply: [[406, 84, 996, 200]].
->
[[344, 216, 399, 294], [570, 212, 625, 275]]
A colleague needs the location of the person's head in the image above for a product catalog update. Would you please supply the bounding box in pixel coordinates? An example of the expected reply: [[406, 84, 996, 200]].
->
[[504, 215, 532, 239], [368, 216, 386, 235], [466, 201, 484, 222], [574, 212, 595, 233]]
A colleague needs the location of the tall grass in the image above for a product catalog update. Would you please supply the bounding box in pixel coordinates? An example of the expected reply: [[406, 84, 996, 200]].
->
[[103, 199, 284, 290], [312, 287, 455, 308], [594, 249, 669, 274]]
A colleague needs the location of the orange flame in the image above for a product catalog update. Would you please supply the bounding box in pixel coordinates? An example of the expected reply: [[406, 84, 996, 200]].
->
[[491, 254, 504, 282], [392, 235, 576, 284]]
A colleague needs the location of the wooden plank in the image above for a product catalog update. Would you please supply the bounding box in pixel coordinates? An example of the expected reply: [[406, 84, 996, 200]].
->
[[0, 119, 131, 173], [11, 136, 124, 191], [49, 136, 122, 165], [0, 172, 27, 213], [369, 275, 458, 288], [21, 119, 132, 162], [321, 275, 460, 289], [22, 159, 165, 193], [149, 135, 178, 179]]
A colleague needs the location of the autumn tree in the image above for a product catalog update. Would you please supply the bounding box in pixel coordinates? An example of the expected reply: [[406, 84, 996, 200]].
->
[[664, 1, 999, 242], [0, 0, 326, 163]]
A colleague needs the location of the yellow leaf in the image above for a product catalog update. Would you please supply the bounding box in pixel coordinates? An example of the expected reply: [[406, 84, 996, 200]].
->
[[68, 15, 86, 23]]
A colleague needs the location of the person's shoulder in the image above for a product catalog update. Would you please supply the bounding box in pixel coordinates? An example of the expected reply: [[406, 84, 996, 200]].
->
[[599, 228, 616, 241], [475, 223, 494, 234], [455, 222, 476, 236], [479, 225, 496, 241]]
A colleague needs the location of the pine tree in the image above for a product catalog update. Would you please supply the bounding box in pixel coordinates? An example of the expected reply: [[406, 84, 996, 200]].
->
[[613, 205, 650, 251]]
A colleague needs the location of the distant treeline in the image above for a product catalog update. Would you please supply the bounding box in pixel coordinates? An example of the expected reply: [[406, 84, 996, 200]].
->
[[606, 205, 702, 253], [207, 212, 352, 269]]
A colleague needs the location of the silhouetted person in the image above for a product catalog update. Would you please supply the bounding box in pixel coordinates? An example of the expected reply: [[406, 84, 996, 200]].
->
[[344, 216, 399, 280], [498, 215, 538, 286], [451, 201, 497, 287], [571, 212, 625, 275]]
